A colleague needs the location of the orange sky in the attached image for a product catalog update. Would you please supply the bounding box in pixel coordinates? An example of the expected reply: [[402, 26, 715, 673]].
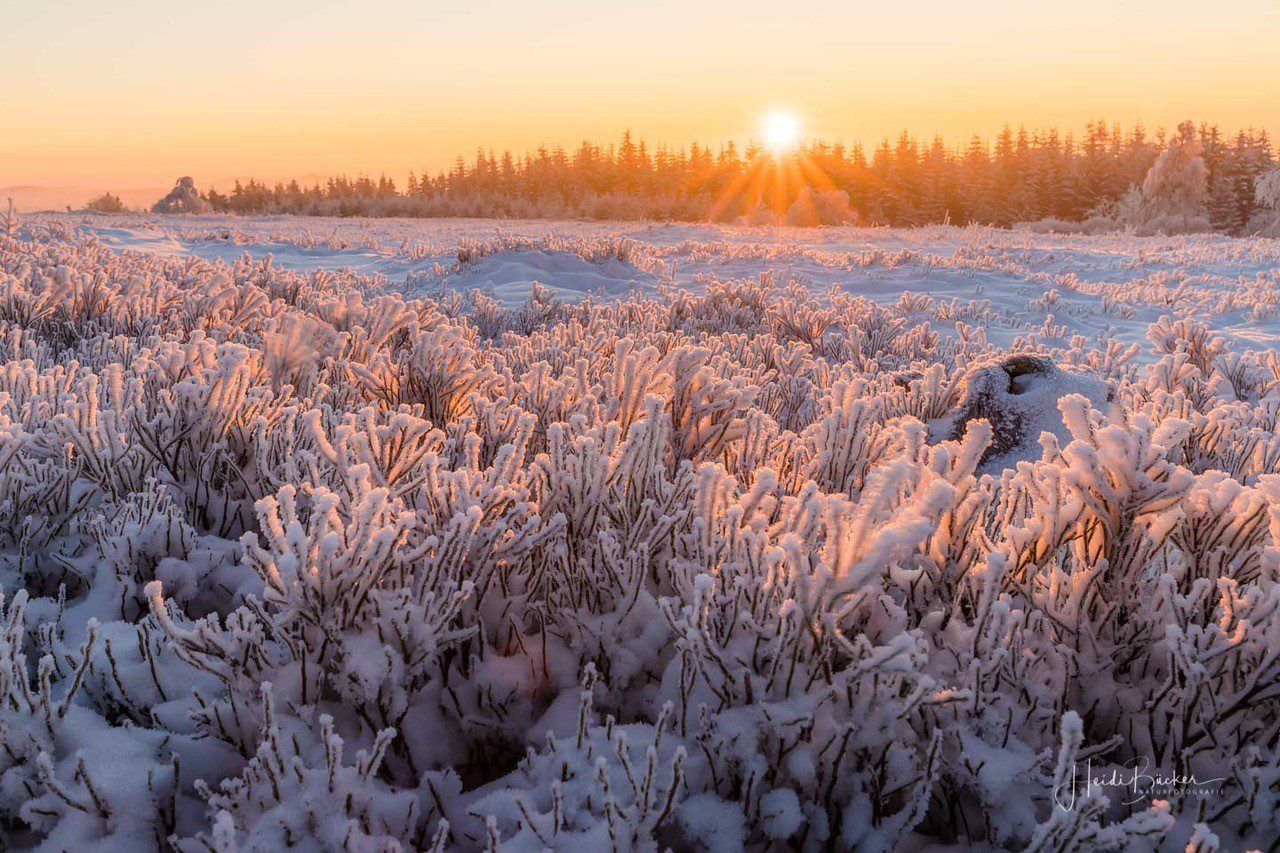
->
[[3, 0, 1278, 208]]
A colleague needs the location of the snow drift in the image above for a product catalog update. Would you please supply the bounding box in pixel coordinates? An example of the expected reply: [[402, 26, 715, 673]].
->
[[948, 354, 1110, 468]]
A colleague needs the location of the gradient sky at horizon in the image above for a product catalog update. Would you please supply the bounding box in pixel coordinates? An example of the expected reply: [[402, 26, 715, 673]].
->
[[2, 0, 1278, 200]]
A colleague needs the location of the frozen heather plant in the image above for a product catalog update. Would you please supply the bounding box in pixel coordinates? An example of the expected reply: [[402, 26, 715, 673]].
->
[[1024, 712, 1174, 852], [468, 665, 689, 850], [174, 686, 423, 851]]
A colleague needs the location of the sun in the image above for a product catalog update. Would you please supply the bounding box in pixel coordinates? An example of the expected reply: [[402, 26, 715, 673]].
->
[[761, 109, 801, 154]]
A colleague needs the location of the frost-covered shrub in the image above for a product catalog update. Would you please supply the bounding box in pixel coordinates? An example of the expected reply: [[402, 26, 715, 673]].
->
[[1, 200, 16, 239], [1, 220, 1280, 850], [85, 193, 127, 214], [785, 188, 855, 226], [175, 688, 424, 852], [152, 178, 210, 215]]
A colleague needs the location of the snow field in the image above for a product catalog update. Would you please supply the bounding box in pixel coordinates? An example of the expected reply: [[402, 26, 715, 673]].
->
[[63, 212, 1280, 355], [0, 213, 1278, 849]]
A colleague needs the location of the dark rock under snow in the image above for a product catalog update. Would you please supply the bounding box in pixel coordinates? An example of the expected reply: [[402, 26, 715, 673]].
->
[[949, 354, 1110, 468]]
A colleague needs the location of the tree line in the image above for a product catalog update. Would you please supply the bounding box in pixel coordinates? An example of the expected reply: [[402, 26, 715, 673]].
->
[[195, 122, 1276, 230]]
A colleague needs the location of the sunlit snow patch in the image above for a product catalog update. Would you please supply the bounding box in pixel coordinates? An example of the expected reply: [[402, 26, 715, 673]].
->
[[432, 249, 658, 307]]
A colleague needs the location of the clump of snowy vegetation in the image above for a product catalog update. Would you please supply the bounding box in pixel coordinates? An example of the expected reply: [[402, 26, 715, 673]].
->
[[152, 178, 211, 215], [4, 217, 1280, 850], [84, 193, 128, 214]]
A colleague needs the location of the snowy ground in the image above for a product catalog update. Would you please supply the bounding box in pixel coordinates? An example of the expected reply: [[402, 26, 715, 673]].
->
[[45, 211, 1280, 358], [4, 212, 1280, 851]]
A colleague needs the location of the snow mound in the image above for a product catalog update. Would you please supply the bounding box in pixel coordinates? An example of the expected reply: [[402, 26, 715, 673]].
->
[[949, 354, 1110, 469], [439, 249, 657, 305]]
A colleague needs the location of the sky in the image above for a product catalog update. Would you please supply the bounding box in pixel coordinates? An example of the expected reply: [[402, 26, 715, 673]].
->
[[2, 0, 1278, 207]]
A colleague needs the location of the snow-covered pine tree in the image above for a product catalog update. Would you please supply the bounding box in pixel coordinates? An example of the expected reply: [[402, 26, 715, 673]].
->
[[1249, 164, 1280, 235], [1138, 120, 1211, 232]]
